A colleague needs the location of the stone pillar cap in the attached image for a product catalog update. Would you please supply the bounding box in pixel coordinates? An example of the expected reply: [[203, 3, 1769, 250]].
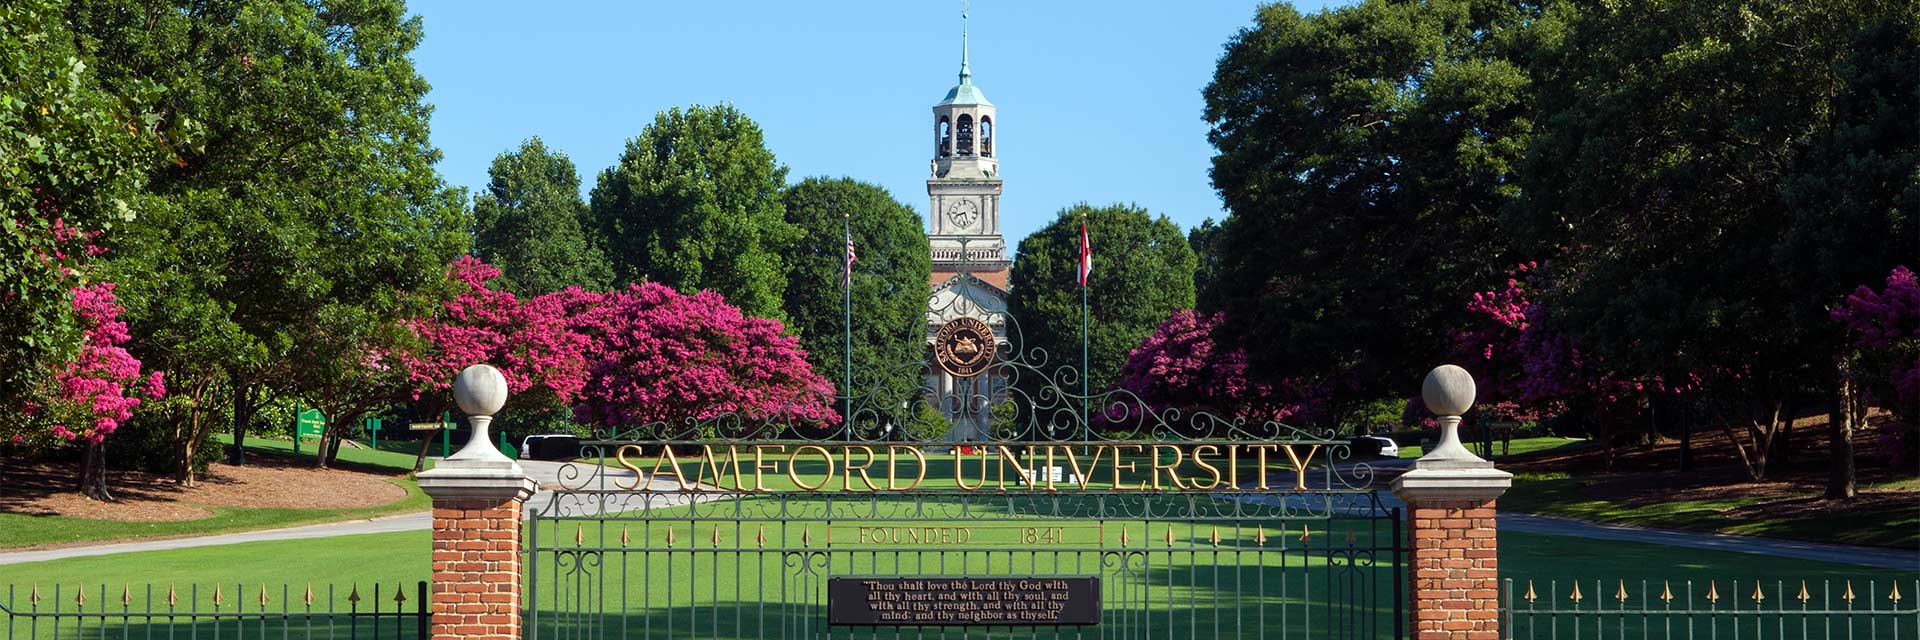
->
[[416, 467, 537, 501], [1390, 466, 1512, 502]]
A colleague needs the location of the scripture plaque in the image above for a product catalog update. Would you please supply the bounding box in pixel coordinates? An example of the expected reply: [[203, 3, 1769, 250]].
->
[[932, 317, 995, 377], [828, 577, 1100, 626]]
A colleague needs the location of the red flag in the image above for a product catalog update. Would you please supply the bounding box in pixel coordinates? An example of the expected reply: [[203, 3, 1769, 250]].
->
[[1078, 222, 1092, 287]]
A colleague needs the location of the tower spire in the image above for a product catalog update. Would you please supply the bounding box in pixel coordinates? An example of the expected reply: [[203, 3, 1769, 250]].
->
[[959, 4, 972, 84]]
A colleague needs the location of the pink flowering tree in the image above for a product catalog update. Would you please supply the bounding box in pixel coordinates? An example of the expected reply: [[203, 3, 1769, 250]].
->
[[1106, 309, 1318, 438], [5, 283, 166, 500], [569, 283, 839, 438], [398, 257, 590, 408], [402, 258, 837, 442], [1833, 265, 1920, 465], [1455, 262, 1712, 467]]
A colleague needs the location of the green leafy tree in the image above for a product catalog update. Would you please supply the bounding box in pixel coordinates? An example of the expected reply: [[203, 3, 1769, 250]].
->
[[1203, 0, 1539, 417], [474, 137, 612, 295], [779, 177, 932, 420], [73, 0, 472, 471], [1008, 203, 1195, 396], [1517, 0, 1918, 480], [1777, 16, 1919, 497], [1188, 218, 1225, 303], [589, 104, 796, 321], [0, 0, 160, 404]]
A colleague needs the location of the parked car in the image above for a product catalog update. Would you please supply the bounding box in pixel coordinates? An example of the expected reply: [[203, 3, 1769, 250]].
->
[[519, 434, 582, 461], [1347, 434, 1401, 459]]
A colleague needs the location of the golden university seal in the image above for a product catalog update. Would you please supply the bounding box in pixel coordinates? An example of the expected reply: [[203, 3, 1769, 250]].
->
[[933, 317, 995, 378]]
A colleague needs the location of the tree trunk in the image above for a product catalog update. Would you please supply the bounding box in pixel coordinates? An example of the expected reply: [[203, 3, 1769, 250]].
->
[[175, 436, 198, 486], [313, 425, 332, 470], [1826, 358, 1857, 500], [229, 382, 256, 466], [79, 441, 112, 501], [412, 433, 432, 473]]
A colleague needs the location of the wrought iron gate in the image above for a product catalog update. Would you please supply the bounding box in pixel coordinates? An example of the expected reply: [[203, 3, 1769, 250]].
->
[[523, 247, 1404, 639], [526, 445, 1401, 640]]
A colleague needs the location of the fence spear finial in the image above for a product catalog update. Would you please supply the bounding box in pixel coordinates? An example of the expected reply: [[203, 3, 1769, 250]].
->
[[1891, 582, 1903, 604], [1842, 581, 1855, 603], [1797, 581, 1810, 604], [1660, 581, 1673, 603], [1616, 580, 1628, 603]]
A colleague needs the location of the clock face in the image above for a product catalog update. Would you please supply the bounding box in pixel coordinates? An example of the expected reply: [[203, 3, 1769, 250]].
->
[[946, 199, 980, 229]]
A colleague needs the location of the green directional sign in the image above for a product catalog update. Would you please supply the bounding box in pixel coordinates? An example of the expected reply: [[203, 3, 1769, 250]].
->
[[296, 408, 325, 440]]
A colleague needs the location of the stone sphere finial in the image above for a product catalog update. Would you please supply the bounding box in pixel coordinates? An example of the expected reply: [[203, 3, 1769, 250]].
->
[[1422, 364, 1476, 417], [452, 364, 508, 417]]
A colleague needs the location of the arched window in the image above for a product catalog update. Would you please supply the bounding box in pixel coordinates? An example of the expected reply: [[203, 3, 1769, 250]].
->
[[956, 114, 975, 156], [938, 116, 952, 158], [980, 116, 993, 157]]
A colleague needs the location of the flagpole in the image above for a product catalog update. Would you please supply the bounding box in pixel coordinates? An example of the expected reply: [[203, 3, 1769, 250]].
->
[[843, 208, 854, 443]]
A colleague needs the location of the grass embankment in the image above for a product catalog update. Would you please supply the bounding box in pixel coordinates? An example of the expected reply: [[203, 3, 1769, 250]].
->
[[1396, 436, 1590, 460], [1502, 472, 1920, 548], [0, 436, 430, 550], [217, 434, 438, 471]]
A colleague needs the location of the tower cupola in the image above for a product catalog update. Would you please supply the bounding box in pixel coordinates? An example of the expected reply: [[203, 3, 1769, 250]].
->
[[932, 10, 997, 179]]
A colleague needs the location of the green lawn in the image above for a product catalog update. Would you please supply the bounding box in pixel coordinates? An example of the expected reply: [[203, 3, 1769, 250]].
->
[[7, 451, 1912, 640], [0, 436, 431, 550], [213, 434, 436, 473], [3, 521, 1911, 639], [1501, 472, 1920, 548], [1397, 436, 1590, 460]]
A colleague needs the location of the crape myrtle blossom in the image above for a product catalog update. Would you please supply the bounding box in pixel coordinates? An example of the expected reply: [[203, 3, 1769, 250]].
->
[[401, 257, 838, 433], [31, 283, 164, 446], [1108, 309, 1318, 434], [1833, 266, 1919, 463]]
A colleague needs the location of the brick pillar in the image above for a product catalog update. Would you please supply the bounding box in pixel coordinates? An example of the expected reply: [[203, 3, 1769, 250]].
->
[[423, 490, 531, 640], [1396, 493, 1504, 639], [416, 364, 536, 640], [1392, 365, 1513, 640]]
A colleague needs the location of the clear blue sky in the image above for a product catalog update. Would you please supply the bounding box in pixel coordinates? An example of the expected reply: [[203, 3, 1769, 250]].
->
[[409, 1, 1338, 245]]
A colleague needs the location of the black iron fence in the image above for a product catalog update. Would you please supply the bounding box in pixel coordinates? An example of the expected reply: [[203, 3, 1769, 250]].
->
[[0, 582, 428, 640], [1502, 578, 1918, 640]]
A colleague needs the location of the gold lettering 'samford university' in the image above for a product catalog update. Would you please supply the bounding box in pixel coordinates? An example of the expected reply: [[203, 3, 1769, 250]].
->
[[611, 443, 1327, 492]]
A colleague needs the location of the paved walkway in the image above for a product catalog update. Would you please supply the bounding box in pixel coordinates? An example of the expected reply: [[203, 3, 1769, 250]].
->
[[3, 461, 1913, 571]]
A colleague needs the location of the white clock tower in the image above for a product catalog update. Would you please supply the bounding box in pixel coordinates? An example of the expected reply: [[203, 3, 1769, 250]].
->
[[927, 11, 1009, 284], [925, 11, 1010, 441]]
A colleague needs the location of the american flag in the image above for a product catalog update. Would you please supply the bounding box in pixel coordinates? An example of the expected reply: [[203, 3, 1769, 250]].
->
[[843, 230, 857, 288]]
